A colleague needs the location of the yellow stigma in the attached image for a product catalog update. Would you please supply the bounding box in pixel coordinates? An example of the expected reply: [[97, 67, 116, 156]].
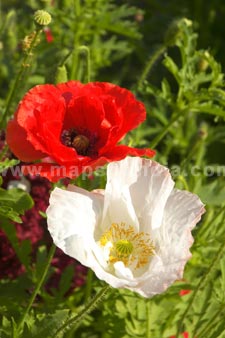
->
[[99, 223, 155, 269]]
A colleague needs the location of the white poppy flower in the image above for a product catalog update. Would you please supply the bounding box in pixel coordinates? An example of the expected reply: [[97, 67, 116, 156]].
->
[[46, 157, 205, 298]]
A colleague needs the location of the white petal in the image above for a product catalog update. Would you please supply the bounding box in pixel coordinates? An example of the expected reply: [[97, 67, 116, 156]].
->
[[91, 256, 138, 289], [114, 261, 134, 280], [126, 255, 167, 297], [103, 184, 139, 229], [133, 189, 205, 298], [46, 187, 103, 266], [47, 187, 137, 290], [101, 160, 140, 231], [163, 188, 205, 234], [93, 265, 137, 289], [46, 158, 205, 299], [106, 157, 174, 231]]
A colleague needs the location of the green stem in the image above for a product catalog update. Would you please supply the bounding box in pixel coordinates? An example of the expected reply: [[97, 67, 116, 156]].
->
[[149, 113, 181, 149], [176, 231, 225, 336], [70, 37, 80, 80], [74, 0, 81, 17], [53, 284, 110, 337], [70, 45, 91, 82], [194, 205, 225, 241], [179, 137, 204, 174], [146, 301, 151, 338], [70, 0, 81, 81], [0, 28, 42, 128], [84, 269, 94, 303], [0, 144, 9, 161], [197, 304, 225, 338], [16, 244, 56, 334], [78, 45, 91, 83], [176, 175, 189, 191], [138, 45, 167, 88]]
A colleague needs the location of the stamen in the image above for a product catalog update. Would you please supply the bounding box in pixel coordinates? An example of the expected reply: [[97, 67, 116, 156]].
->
[[99, 223, 155, 269]]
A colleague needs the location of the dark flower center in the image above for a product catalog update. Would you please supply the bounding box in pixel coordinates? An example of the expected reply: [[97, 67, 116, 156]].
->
[[61, 129, 90, 155], [72, 135, 90, 155]]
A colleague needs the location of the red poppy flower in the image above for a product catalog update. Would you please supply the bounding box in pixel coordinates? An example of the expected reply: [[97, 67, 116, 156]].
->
[[6, 81, 155, 181]]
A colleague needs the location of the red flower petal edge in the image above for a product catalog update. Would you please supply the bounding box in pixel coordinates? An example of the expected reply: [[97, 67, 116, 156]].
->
[[6, 81, 155, 181]]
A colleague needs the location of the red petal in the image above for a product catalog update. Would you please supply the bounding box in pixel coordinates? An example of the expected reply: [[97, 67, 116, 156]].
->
[[40, 121, 79, 164], [101, 145, 155, 160], [15, 84, 66, 155], [63, 95, 105, 132], [105, 84, 146, 133], [7, 81, 153, 180], [6, 119, 45, 161]]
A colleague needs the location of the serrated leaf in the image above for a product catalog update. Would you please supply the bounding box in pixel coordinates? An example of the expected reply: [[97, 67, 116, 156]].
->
[[0, 187, 33, 215], [163, 55, 180, 82], [192, 103, 225, 118], [0, 158, 20, 172], [30, 310, 70, 338], [0, 205, 22, 222]]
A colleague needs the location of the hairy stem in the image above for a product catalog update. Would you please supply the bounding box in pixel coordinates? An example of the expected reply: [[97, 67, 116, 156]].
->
[[176, 229, 225, 336], [138, 45, 167, 88], [197, 304, 225, 338], [149, 113, 181, 149], [53, 284, 110, 337], [16, 244, 56, 335], [1, 28, 42, 127], [84, 269, 94, 303]]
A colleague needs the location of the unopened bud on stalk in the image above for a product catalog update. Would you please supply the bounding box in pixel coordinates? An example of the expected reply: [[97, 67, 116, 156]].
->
[[198, 52, 210, 72], [198, 123, 208, 140], [34, 10, 52, 27]]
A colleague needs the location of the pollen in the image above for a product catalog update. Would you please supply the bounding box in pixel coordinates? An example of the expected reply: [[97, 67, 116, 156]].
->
[[99, 223, 155, 269]]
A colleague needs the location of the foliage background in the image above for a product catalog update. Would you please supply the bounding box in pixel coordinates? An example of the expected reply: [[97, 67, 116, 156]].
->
[[0, 0, 225, 337]]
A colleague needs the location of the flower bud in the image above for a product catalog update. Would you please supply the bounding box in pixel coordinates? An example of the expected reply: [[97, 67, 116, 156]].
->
[[34, 10, 51, 27], [55, 65, 68, 84]]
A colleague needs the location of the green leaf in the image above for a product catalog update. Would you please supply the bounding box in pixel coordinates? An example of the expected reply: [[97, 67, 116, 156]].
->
[[0, 205, 22, 223], [196, 180, 225, 205], [163, 55, 180, 83], [0, 220, 32, 269], [0, 158, 20, 173], [0, 187, 33, 215], [27, 310, 70, 338]]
